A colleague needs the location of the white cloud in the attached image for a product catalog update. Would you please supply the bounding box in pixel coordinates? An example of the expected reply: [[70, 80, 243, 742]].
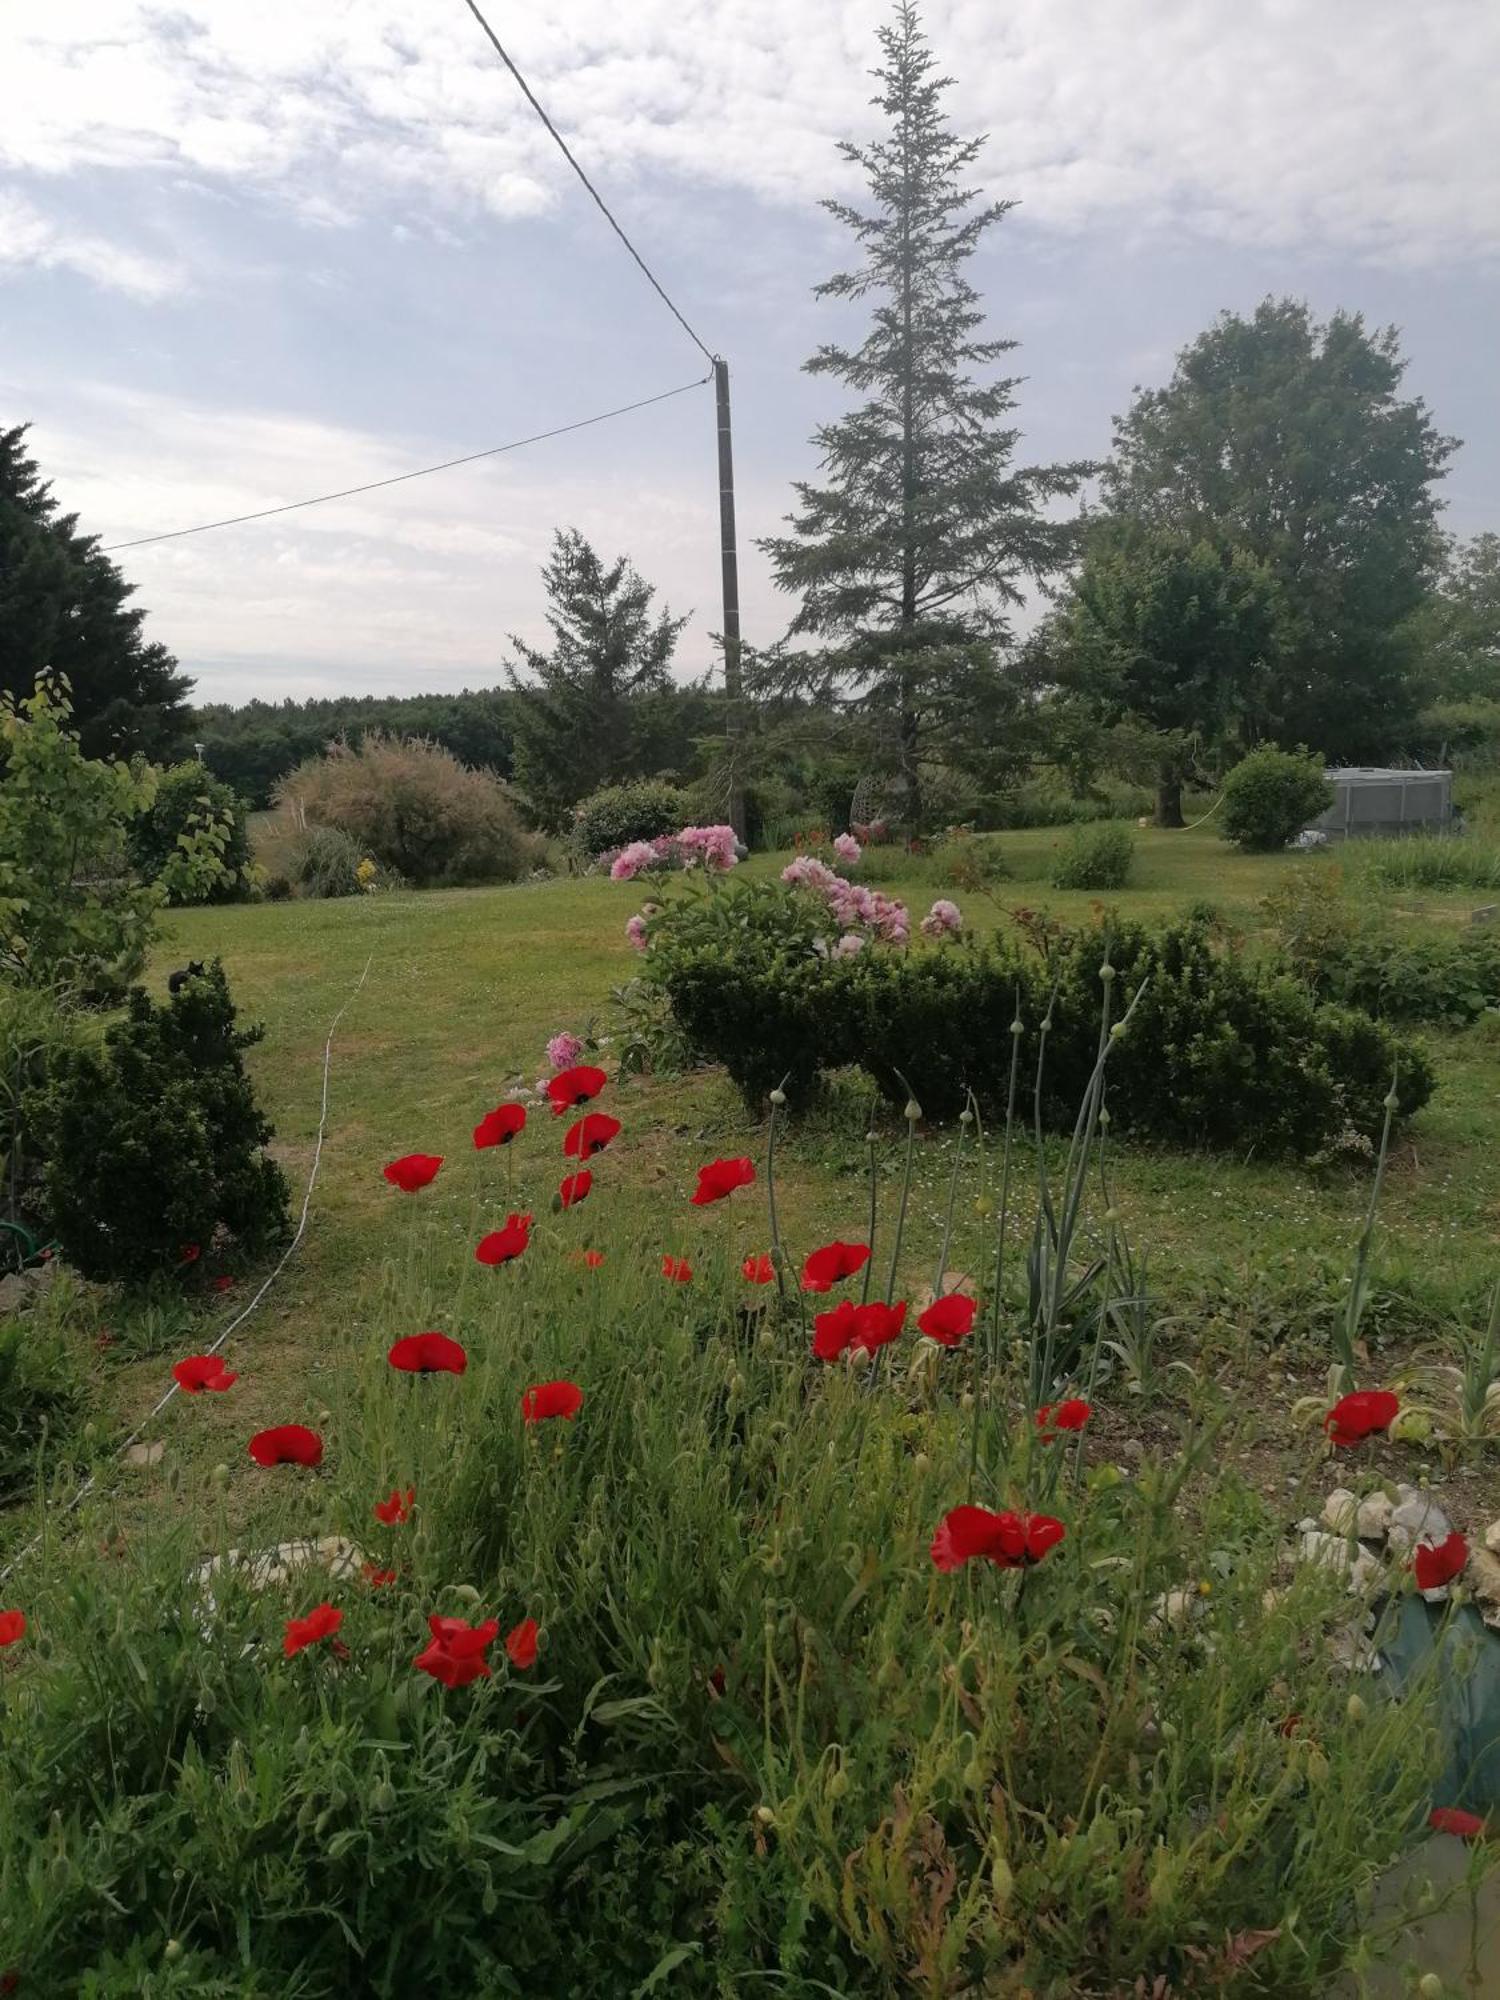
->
[[2, 0, 1497, 265], [0, 190, 183, 299]]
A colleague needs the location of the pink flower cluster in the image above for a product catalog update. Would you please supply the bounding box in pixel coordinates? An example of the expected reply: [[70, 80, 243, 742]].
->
[[920, 899, 964, 940], [624, 914, 649, 951], [610, 840, 664, 882], [782, 855, 910, 945], [546, 1032, 585, 1070], [832, 832, 862, 866], [609, 825, 740, 882]]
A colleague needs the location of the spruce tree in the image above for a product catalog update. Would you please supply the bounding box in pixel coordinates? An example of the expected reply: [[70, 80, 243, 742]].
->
[[760, 2, 1090, 827], [0, 423, 191, 759]]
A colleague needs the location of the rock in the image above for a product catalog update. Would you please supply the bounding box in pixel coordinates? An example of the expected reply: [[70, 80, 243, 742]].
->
[[1148, 1588, 1200, 1631], [1297, 1529, 1383, 1593], [1322, 1489, 1358, 1534], [1356, 1491, 1395, 1540], [190, 1535, 366, 1630], [124, 1441, 165, 1468], [1386, 1490, 1452, 1556], [1469, 1547, 1500, 1631], [1485, 1520, 1500, 1556]]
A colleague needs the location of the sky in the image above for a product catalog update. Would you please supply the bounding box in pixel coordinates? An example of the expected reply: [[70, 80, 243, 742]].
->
[[2, 0, 1498, 709]]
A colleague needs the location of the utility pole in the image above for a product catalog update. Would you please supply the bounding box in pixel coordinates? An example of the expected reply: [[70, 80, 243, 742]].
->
[[714, 356, 746, 840]]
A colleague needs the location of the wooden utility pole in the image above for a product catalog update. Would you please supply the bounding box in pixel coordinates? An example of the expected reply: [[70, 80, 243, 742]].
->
[[714, 357, 746, 840]]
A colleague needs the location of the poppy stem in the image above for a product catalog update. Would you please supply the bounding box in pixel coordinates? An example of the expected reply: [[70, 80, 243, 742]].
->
[[1336, 1064, 1399, 1387], [932, 1091, 974, 1299], [765, 1074, 791, 1304], [885, 1071, 920, 1307], [860, 1094, 879, 1307]]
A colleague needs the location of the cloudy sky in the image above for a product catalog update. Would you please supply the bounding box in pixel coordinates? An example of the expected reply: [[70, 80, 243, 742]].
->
[[3, 0, 1498, 708]]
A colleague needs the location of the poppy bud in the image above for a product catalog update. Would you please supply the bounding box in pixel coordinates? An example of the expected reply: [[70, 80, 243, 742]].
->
[[962, 1758, 986, 1791], [960, 1390, 975, 1410], [318, 1409, 332, 1427], [1346, 1694, 1367, 1725], [164, 1940, 183, 1964], [753, 1804, 775, 1826], [728, 1374, 745, 1398], [83, 1421, 97, 1442], [211, 1462, 230, 1488], [904, 1100, 921, 1122], [992, 1855, 1014, 1908], [769, 1088, 787, 1107], [913, 1452, 931, 1475], [974, 1195, 993, 1217], [450, 1583, 481, 1604], [757, 1328, 775, 1352], [1418, 1976, 1445, 1999], [826, 1767, 849, 1800]]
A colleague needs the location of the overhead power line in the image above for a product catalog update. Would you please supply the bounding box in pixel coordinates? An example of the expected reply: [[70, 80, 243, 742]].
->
[[458, 0, 717, 366], [100, 373, 711, 551]]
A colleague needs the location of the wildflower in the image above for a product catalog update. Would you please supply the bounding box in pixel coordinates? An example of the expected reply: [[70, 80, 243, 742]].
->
[[920, 899, 963, 940], [388, 1332, 467, 1377], [505, 1617, 539, 1670], [676, 824, 740, 871], [374, 1486, 415, 1525], [476, 1213, 533, 1265], [931, 1506, 1065, 1573], [284, 1602, 343, 1659], [474, 1104, 526, 1150], [413, 1614, 500, 1688], [813, 1298, 907, 1360], [546, 1031, 586, 1071], [363, 1564, 398, 1588], [0, 1610, 25, 1648], [690, 1156, 756, 1205], [211, 1274, 234, 1293], [661, 1255, 693, 1283], [546, 1064, 608, 1115], [1428, 1806, 1487, 1839], [1036, 1398, 1093, 1441], [558, 1170, 593, 1209], [521, 1380, 584, 1424], [801, 1240, 871, 1293], [179, 1242, 201, 1265], [1413, 1532, 1468, 1591], [610, 840, 660, 882], [742, 1254, 775, 1284], [833, 833, 861, 866], [383, 1153, 443, 1193], [172, 1354, 238, 1395], [1323, 1388, 1400, 1447], [578, 1249, 606, 1268], [625, 914, 649, 951], [563, 1112, 621, 1161], [835, 932, 865, 957], [916, 1294, 977, 1347], [247, 1424, 323, 1469], [781, 854, 839, 892]]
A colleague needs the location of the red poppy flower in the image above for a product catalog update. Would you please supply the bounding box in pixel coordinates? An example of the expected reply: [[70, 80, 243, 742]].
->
[[558, 1170, 593, 1209], [661, 1255, 693, 1283], [521, 1379, 584, 1424], [563, 1113, 621, 1161], [172, 1354, 238, 1395], [917, 1294, 977, 1346], [474, 1104, 527, 1150], [247, 1423, 323, 1469], [505, 1616, 539, 1670], [211, 1274, 234, 1294], [0, 1610, 25, 1648], [1036, 1398, 1092, 1440], [578, 1249, 606, 1269], [812, 1298, 908, 1360], [413, 1613, 500, 1688], [742, 1254, 775, 1285], [546, 1065, 607, 1115], [1323, 1388, 1400, 1447], [930, 1505, 1065, 1573], [690, 1156, 756, 1205], [388, 1331, 467, 1377], [179, 1242, 201, 1265], [1429, 1806, 1487, 1839], [283, 1602, 343, 1659], [383, 1153, 444, 1192], [374, 1485, 415, 1525], [363, 1564, 398, 1589], [476, 1212, 533, 1266], [1413, 1532, 1468, 1591], [801, 1240, 871, 1293]]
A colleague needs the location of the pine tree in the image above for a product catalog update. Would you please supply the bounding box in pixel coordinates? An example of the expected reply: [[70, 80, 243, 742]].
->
[[506, 528, 688, 829], [0, 423, 191, 759], [760, 3, 1091, 828]]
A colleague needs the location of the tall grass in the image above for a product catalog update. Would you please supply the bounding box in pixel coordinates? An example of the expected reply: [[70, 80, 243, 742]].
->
[[1352, 833, 1500, 893]]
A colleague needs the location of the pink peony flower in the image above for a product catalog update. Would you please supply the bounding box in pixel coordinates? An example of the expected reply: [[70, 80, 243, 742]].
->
[[676, 824, 740, 872], [921, 899, 963, 940], [546, 1032, 585, 1071], [835, 932, 865, 957], [610, 841, 659, 882], [833, 833, 862, 866], [625, 914, 649, 950]]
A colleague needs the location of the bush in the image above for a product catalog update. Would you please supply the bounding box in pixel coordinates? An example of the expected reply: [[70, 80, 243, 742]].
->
[[1290, 919, 1500, 1025], [571, 779, 689, 859], [0, 986, 91, 1253], [30, 960, 291, 1285], [1052, 820, 1135, 890], [127, 760, 252, 905], [291, 824, 365, 900], [1352, 832, 1500, 894], [653, 894, 1432, 1155], [276, 734, 539, 887], [1221, 746, 1333, 852], [0, 1286, 87, 1499]]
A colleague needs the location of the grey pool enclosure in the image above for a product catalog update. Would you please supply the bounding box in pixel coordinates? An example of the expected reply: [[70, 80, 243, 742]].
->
[[1305, 767, 1455, 841]]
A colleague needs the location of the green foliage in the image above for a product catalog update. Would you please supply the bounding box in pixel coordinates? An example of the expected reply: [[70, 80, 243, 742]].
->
[[30, 960, 290, 1285], [0, 424, 191, 760], [1102, 298, 1455, 759], [1051, 820, 1135, 890], [0, 1280, 87, 1499], [128, 760, 253, 905], [0, 984, 90, 1247], [571, 778, 689, 859], [1410, 530, 1500, 705], [0, 675, 163, 1001], [291, 824, 365, 900], [277, 734, 539, 888], [1220, 746, 1333, 852], [656, 899, 1432, 1154], [1353, 832, 1500, 893], [1286, 916, 1500, 1026]]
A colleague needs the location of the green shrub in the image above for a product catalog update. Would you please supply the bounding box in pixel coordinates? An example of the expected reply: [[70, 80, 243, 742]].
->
[[1052, 820, 1135, 889], [0, 1283, 87, 1499], [30, 960, 290, 1285], [291, 824, 365, 899], [127, 760, 252, 904], [1352, 832, 1500, 894], [571, 778, 689, 858], [276, 734, 539, 887], [1294, 921, 1500, 1025], [1221, 746, 1333, 852], [655, 897, 1432, 1154]]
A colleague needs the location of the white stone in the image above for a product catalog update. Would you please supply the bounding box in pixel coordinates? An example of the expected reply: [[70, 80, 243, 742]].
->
[[1322, 1489, 1358, 1534], [1386, 1491, 1452, 1556], [124, 1441, 164, 1468], [1356, 1491, 1395, 1540], [1485, 1520, 1500, 1556], [1297, 1530, 1383, 1593]]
